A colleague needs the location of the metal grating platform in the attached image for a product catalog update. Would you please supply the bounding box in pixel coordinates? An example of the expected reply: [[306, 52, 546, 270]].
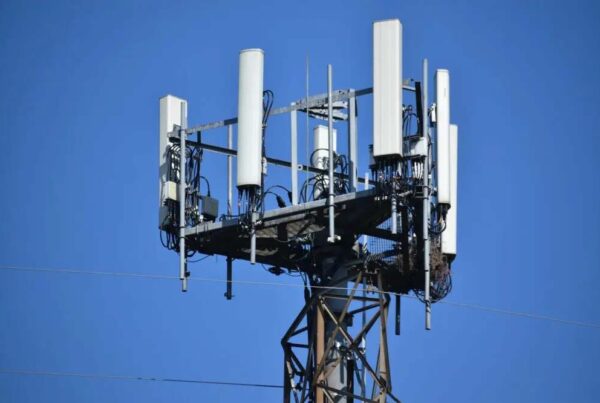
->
[[184, 189, 394, 269]]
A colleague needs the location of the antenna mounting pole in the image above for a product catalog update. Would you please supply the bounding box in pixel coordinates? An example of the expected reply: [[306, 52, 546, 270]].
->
[[179, 101, 188, 292]]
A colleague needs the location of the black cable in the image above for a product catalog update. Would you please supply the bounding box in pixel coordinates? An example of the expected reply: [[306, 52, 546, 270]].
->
[[265, 185, 293, 203], [0, 369, 283, 390], [200, 176, 211, 197], [262, 191, 287, 208], [260, 90, 274, 196], [309, 147, 330, 167], [262, 90, 274, 126], [161, 141, 207, 243]]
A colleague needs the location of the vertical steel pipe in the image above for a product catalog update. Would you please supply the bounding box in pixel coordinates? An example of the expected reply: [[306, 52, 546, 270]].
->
[[327, 65, 336, 243], [227, 125, 233, 216], [250, 227, 256, 264], [290, 104, 298, 205], [395, 294, 401, 335], [226, 124, 233, 299], [363, 172, 370, 248], [391, 196, 397, 234], [226, 257, 233, 300], [423, 58, 431, 329], [179, 101, 188, 292], [348, 94, 358, 192]]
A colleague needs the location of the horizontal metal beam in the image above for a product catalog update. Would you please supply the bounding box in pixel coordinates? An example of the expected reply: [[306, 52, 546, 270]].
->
[[186, 117, 238, 133], [186, 140, 366, 184], [183, 85, 415, 134]]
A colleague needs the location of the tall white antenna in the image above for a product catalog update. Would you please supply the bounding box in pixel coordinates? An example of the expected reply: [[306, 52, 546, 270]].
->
[[435, 69, 451, 205], [237, 49, 264, 189], [373, 19, 403, 158], [442, 124, 458, 256]]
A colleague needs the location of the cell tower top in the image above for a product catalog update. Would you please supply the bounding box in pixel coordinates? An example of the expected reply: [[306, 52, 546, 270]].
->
[[157, 18, 458, 402]]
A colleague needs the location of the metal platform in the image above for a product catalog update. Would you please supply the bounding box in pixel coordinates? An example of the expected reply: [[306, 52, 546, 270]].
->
[[184, 189, 396, 270]]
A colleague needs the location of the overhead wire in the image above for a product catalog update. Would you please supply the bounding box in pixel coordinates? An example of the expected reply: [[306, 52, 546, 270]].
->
[[0, 369, 283, 390], [0, 265, 599, 330]]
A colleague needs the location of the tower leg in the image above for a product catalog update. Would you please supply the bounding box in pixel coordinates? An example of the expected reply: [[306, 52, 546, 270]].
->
[[316, 306, 325, 403], [282, 267, 401, 403]]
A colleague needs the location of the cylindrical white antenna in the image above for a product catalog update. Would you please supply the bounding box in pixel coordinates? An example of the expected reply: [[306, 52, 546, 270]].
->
[[442, 124, 458, 256], [312, 125, 337, 199], [236, 48, 264, 188], [312, 125, 337, 169], [435, 69, 451, 204], [373, 19, 402, 158]]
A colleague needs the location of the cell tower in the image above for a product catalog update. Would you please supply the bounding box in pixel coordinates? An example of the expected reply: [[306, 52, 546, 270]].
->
[[158, 18, 458, 402]]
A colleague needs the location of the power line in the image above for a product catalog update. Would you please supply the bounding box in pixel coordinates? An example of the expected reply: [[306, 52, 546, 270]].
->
[[0, 369, 282, 389], [1, 265, 599, 330]]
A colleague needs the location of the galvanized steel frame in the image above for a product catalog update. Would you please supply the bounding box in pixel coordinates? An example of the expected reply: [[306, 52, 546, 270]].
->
[[282, 269, 401, 403]]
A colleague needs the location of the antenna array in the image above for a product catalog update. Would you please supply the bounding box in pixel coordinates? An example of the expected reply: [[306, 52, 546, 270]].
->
[[158, 18, 458, 402]]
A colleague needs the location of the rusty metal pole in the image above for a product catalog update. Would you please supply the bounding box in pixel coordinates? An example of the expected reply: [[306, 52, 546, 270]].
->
[[316, 306, 325, 403], [377, 273, 391, 402]]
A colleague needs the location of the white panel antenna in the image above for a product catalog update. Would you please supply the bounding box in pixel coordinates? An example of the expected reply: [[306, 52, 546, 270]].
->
[[236, 48, 264, 188], [435, 69, 451, 204], [158, 94, 187, 228], [373, 19, 402, 158], [442, 124, 458, 256]]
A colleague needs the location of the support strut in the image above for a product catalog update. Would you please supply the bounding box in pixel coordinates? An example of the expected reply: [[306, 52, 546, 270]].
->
[[282, 267, 401, 403]]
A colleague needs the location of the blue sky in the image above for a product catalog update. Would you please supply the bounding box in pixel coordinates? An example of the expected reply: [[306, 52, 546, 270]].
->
[[1, 0, 600, 402]]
